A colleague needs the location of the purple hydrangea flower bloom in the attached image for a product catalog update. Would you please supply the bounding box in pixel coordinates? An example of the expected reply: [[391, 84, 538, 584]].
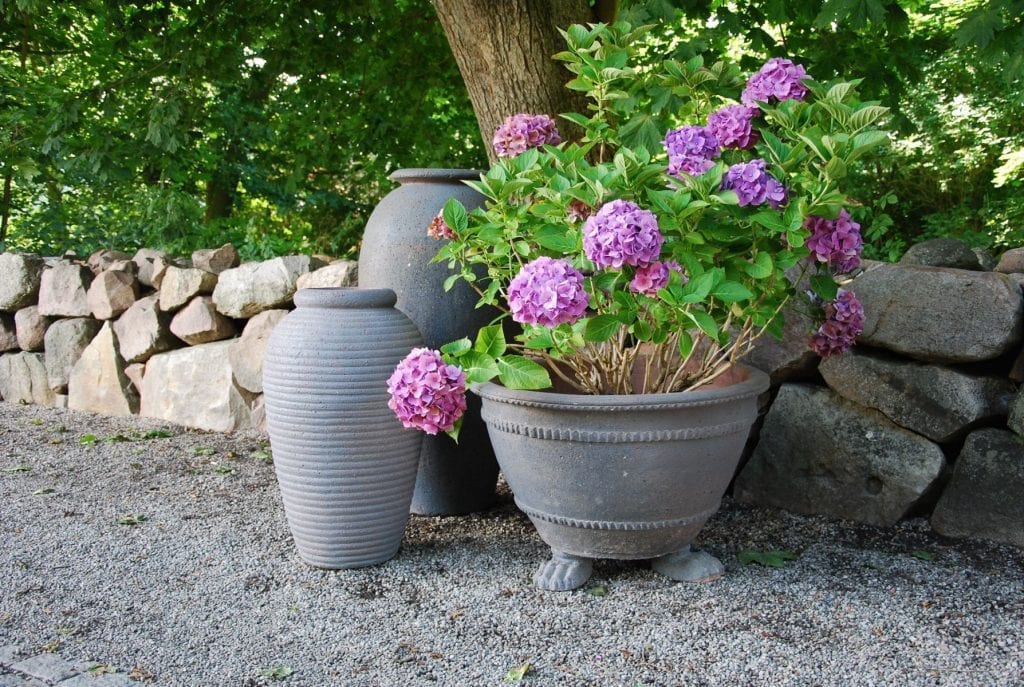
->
[[583, 199, 664, 269], [664, 126, 720, 181], [742, 58, 810, 107], [507, 257, 589, 327], [722, 159, 787, 208], [707, 105, 760, 149], [809, 289, 865, 357], [805, 209, 863, 273], [426, 210, 456, 241], [492, 113, 561, 158], [629, 260, 685, 296], [387, 348, 468, 435]]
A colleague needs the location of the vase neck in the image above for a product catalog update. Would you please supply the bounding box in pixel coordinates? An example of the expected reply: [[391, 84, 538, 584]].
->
[[293, 287, 397, 309]]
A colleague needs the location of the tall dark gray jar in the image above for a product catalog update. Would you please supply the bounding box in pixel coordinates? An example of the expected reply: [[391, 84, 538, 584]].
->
[[263, 288, 423, 569], [359, 168, 500, 515]]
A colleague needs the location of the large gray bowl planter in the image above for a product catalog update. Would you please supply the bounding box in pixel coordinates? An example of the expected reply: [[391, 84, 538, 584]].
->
[[359, 168, 500, 516], [262, 288, 424, 569], [476, 365, 770, 591]]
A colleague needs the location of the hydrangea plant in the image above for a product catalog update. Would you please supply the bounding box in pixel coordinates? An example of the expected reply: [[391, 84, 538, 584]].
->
[[388, 21, 889, 437]]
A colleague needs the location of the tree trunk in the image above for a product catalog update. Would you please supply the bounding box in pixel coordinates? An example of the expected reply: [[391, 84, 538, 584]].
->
[[204, 173, 237, 222], [433, 0, 602, 163]]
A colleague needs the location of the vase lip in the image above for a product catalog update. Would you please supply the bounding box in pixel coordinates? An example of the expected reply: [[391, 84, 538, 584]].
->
[[474, 364, 770, 410], [389, 168, 484, 183], [293, 287, 397, 309]]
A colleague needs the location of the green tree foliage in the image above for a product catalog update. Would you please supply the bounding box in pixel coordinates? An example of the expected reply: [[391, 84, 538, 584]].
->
[[0, 0, 484, 259]]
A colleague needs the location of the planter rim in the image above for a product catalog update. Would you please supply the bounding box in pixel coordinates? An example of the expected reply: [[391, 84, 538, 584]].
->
[[474, 364, 769, 411], [293, 287, 397, 309], [389, 168, 484, 183]]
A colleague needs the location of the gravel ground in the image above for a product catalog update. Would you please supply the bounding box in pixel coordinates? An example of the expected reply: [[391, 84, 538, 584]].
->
[[1, 402, 1023, 687]]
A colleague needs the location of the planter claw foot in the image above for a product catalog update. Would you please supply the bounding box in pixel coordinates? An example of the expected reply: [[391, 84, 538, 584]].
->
[[533, 550, 593, 591], [651, 546, 724, 583]]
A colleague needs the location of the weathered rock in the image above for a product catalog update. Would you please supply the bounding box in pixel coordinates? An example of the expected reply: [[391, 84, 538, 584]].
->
[[744, 306, 819, 385], [820, 348, 1015, 443], [150, 255, 175, 290], [899, 238, 984, 270], [67, 322, 139, 415], [931, 429, 1024, 548], [140, 341, 253, 432], [1012, 348, 1024, 384], [228, 309, 287, 393], [158, 266, 218, 312], [734, 384, 946, 527], [0, 314, 17, 352], [113, 295, 177, 364], [995, 247, 1024, 274], [0, 352, 56, 405], [14, 306, 51, 352], [0, 253, 44, 311], [125, 362, 146, 396], [250, 394, 267, 434], [192, 243, 240, 274], [43, 317, 102, 393], [851, 262, 1024, 362], [1009, 390, 1024, 438], [107, 259, 138, 276], [973, 247, 998, 271], [37, 263, 94, 317], [212, 256, 323, 318], [296, 260, 358, 290], [87, 270, 140, 320], [131, 248, 169, 288], [170, 296, 237, 345], [87, 249, 132, 274]]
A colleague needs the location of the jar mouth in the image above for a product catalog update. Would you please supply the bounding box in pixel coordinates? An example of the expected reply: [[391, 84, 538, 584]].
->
[[293, 287, 397, 309], [389, 168, 483, 184]]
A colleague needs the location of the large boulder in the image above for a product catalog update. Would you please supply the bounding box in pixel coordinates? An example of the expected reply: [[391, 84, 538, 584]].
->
[[86, 249, 132, 274], [0, 352, 56, 405], [820, 349, 1015, 443], [43, 317, 102, 393], [0, 253, 44, 312], [169, 296, 237, 345], [37, 263, 94, 317], [140, 340, 253, 432], [14, 306, 51, 352], [0, 314, 17, 352], [158, 266, 218, 312], [212, 256, 322, 318], [734, 384, 946, 527], [131, 248, 169, 288], [192, 243, 240, 274], [899, 238, 984, 270], [1009, 390, 1024, 438], [87, 269, 140, 320], [851, 262, 1023, 362], [931, 429, 1024, 548], [67, 322, 139, 416], [295, 260, 358, 290], [228, 309, 287, 393], [995, 247, 1024, 274], [113, 295, 178, 364]]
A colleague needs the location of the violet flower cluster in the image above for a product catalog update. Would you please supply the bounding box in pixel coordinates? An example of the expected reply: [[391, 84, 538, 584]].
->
[[427, 210, 456, 241], [493, 113, 561, 158], [805, 209, 863, 274], [583, 199, 664, 269], [742, 58, 810, 107], [722, 159, 788, 208], [387, 348, 468, 435], [809, 289, 865, 357], [707, 105, 759, 150], [507, 256, 590, 327], [664, 125, 720, 178], [629, 260, 684, 296]]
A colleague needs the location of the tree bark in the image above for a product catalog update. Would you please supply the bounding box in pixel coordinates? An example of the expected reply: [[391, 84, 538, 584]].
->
[[433, 0, 602, 163]]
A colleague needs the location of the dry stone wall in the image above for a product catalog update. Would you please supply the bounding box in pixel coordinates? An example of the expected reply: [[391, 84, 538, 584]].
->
[[0, 238, 1021, 550], [0, 245, 356, 432]]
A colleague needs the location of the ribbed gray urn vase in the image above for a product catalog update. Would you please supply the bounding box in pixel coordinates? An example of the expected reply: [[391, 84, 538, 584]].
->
[[262, 288, 424, 569], [476, 365, 770, 591], [359, 168, 500, 516]]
